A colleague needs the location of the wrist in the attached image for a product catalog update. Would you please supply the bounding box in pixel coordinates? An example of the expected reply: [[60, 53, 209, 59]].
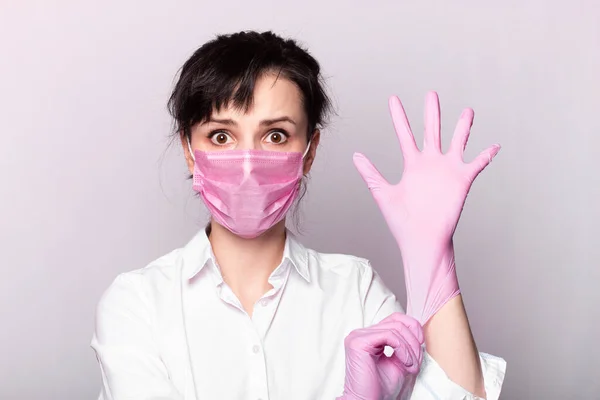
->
[[398, 237, 454, 262], [402, 242, 460, 324], [401, 243, 458, 283]]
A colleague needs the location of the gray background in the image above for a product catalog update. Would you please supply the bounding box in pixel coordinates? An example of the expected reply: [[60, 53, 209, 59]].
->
[[1, 1, 598, 399]]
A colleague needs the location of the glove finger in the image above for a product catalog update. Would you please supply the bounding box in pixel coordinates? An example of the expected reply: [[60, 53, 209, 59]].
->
[[346, 328, 404, 356], [373, 322, 422, 373], [372, 325, 420, 374], [392, 341, 422, 375], [448, 107, 474, 157], [375, 312, 424, 344], [389, 95, 419, 161], [353, 152, 389, 192], [423, 91, 442, 153], [468, 143, 501, 179], [375, 321, 421, 356]]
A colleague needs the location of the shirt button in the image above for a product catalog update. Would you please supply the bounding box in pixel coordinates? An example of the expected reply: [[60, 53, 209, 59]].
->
[[252, 345, 261, 354], [260, 299, 268, 306]]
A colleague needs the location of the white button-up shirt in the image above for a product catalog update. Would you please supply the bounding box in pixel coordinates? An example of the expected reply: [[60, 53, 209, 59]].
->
[[91, 229, 506, 400]]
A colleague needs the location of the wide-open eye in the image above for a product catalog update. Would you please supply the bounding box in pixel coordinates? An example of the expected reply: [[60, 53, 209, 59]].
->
[[264, 130, 288, 144], [209, 131, 234, 146]]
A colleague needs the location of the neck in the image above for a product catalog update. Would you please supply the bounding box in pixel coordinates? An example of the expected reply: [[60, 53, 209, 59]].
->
[[208, 219, 287, 294]]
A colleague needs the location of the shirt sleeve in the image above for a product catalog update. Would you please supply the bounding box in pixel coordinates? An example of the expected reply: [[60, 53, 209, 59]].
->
[[360, 261, 507, 400], [90, 273, 184, 400]]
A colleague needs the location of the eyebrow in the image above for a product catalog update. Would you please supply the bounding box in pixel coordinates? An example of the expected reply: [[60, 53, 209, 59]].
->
[[207, 118, 237, 126], [206, 116, 297, 126], [259, 117, 297, 126]]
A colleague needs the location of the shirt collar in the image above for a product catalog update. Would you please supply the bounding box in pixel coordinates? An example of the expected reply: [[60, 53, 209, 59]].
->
[[181, 228, 214, 280], [283, 230, 310, 282], [181, 228, 310, 283]]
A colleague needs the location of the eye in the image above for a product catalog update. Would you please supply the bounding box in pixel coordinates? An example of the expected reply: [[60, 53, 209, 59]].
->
[[209, 131, 233, 146], [265, 130, 288, 144]]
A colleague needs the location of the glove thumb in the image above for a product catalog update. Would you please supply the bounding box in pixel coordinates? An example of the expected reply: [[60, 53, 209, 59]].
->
[[469, 143, 501, 180], [353, 152, 388, 192]]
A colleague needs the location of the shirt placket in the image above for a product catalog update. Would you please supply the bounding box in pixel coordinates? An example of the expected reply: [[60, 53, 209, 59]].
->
[[247, 329, 270, 400], [252, 262, 291, 340], [248, 262, 292, 400]]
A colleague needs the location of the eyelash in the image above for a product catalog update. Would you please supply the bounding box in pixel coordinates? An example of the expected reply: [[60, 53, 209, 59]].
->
[[206, 130, 227, 140], [207, 129, 290, 142], [267, 129, 290, 141]]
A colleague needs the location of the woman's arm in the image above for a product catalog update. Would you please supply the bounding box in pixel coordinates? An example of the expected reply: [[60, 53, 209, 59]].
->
[[91, 273, 184, 400], [425, 295, 485, 397]]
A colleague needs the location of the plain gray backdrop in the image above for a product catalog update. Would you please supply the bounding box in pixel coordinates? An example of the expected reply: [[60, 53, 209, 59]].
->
[[1, 1, 598, 399]]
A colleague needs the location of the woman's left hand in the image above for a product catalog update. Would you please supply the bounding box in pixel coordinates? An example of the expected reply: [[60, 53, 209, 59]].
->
[[353, 91, 500, 324], [338, 312, 424, 400]]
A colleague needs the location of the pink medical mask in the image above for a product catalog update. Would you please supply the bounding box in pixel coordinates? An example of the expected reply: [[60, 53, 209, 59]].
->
[[188, 140, 311, 239]]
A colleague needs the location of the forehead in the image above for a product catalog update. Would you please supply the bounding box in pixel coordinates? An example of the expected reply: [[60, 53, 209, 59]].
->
[[212, 74, 306, 122]]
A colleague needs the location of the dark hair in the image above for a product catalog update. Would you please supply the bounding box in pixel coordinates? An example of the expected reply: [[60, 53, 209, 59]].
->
[[168, 30, 332, 140]]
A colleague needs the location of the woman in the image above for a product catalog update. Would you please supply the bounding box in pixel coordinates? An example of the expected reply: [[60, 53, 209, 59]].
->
[[91, 31, 506, 400]]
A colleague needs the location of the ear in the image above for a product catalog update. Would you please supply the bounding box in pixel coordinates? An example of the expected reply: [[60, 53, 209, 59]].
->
[[180, 132, 195, 175], [303, 129, 321, 175]]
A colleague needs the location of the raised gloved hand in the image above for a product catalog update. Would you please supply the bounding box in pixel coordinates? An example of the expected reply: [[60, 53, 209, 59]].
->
[[353, 92, 500, 324], [338, 313, 424, 400]]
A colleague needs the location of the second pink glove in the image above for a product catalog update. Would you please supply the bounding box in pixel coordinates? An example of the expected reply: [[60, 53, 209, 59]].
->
[[353, 92, 500, 324], [338, 312, 424, 400]]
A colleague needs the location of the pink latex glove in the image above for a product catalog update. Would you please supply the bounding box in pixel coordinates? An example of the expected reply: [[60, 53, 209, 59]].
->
[[353, 92, 500, 325], [338, 313, 424, 400]]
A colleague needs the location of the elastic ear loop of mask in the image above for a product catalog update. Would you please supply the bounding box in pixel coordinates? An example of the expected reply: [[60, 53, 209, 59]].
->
[[302, 141, 312, 159], [187, 139, 195, 162], [187, 138, 311, 161]]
